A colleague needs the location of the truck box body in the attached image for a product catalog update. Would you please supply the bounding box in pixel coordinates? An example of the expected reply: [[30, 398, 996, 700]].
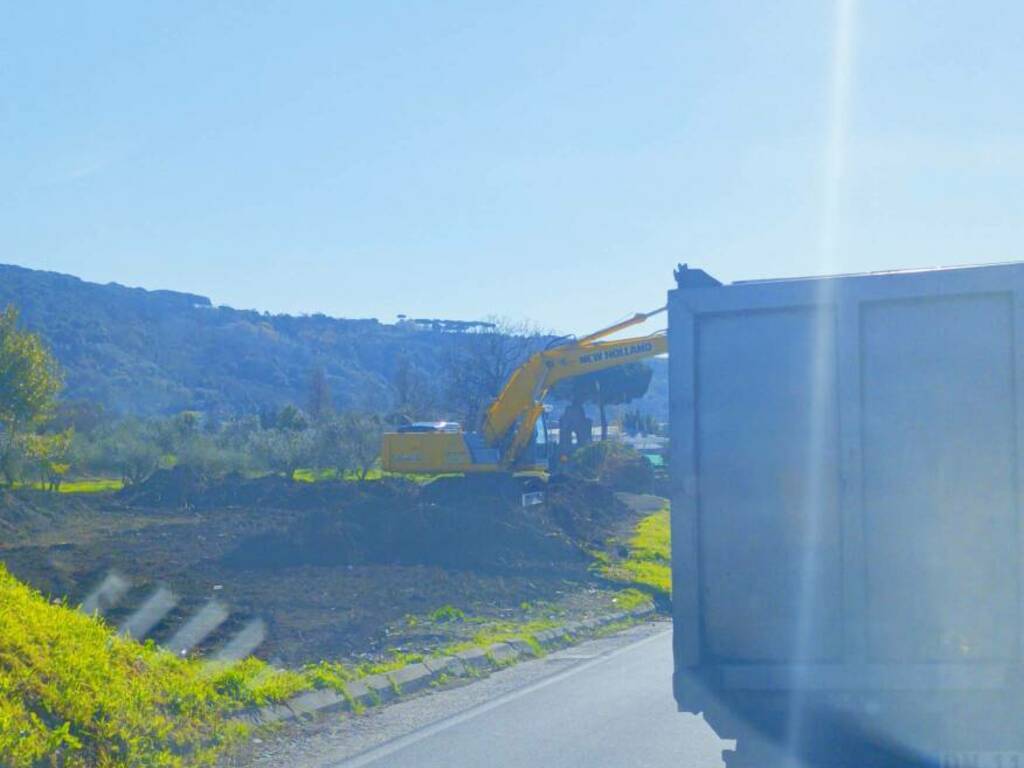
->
[[669, 263, 1024, 764]]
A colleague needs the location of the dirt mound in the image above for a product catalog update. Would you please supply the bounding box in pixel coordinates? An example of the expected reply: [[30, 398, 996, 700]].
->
[[117, 470, 628, 575], [545, 475, 626, 543], [222, 475, 624, 574], [0, 490, 93, 545], [563, 442, 656, 493], [118, 468, 381, 511], [1, 473, 640, 666]]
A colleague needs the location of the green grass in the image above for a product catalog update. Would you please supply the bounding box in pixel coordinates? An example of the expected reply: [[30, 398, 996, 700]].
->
[[0, 564, 252, 767], [0, 569, 647, 768], [428, 604, 466, 623], [58, 477, 124, 493], [292, 467, 385, 483], [293, 468, 504, 485], [16, 465, 452, 494], [292, 467, 451, 484], [13, 477, 124, 493], [0, 565, 367, 767], [599, 504, 672, 597], [611, 587, 654, 611], [441, 617, 565, 658]]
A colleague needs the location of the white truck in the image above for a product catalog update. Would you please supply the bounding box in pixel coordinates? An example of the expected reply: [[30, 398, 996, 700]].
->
[[669, 263, 1024, 767]]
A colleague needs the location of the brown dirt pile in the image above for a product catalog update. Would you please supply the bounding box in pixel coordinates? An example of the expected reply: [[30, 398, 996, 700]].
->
[[218, 474, 626, 573]]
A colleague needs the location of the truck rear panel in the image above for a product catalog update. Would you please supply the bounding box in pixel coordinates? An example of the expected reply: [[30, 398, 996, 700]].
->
[[669, 263, 1024, 761]]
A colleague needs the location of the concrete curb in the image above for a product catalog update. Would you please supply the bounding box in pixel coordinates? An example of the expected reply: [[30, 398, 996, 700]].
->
[[234, 604, 657, 727]]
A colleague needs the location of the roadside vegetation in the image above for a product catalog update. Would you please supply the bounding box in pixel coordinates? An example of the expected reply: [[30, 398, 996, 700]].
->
[[0, 562, 654, 768], [563, 440, 658, 493], [597, 502, 671, 597], [0, 564, 251, 767]]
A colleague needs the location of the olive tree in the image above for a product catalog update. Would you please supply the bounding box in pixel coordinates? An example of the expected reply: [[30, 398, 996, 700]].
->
[[0, 306, 62, 484]]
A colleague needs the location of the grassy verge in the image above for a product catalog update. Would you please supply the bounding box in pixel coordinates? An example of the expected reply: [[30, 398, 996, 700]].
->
[[0, 565, 375, 767], [442, 617, 565, 657], [596, 503, 671, 597], [12, 467, 443, 494], [13, 477, 125, 493], [1, 560, 658, 768], [0, 563, 472, 767], [14, 466, 532, 495], [0, 564, 263, 767]]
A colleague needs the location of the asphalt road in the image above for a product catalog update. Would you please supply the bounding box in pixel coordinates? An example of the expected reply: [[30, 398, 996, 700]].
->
[[240, 623, 730, 768]]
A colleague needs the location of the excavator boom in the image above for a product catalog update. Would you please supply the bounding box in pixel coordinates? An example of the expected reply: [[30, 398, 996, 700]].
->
[[380, 308, 667, 475], [481, 331, 667, 462]]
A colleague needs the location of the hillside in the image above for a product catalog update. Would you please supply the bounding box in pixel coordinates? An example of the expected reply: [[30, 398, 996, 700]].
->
[[0, 264, 467, 417], [0, 263, 667, 421]]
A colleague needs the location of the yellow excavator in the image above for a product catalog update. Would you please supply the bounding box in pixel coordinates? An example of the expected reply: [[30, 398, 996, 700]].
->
[[380, 307, 667, 474]]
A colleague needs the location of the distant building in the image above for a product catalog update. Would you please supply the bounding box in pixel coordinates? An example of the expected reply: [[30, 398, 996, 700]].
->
[[395, 316, 497, 333]]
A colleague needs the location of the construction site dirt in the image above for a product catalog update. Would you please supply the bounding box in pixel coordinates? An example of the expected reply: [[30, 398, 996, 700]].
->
[[0, 473, 651, 666]]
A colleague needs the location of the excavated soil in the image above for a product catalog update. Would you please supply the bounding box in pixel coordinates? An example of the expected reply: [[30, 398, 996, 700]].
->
[[0, 473, 641, 664], [221, 474, 622, 573]]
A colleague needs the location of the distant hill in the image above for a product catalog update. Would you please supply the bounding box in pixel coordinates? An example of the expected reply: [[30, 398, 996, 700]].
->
[[0, 263, 668, 422], [0, 263, 461, 417]]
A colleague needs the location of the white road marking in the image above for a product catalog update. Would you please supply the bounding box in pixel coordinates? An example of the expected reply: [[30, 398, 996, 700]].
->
[[330, 628, 672, 768]]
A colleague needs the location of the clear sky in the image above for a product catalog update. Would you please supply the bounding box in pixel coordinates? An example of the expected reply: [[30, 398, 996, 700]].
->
[[3, 2, 1022, 334]]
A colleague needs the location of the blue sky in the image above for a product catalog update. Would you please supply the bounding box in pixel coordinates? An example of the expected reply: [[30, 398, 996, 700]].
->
[[3, 1, 1022, 334]]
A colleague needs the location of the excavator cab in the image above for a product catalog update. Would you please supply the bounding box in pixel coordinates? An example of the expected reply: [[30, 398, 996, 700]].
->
[[513, 410, 551, 470]]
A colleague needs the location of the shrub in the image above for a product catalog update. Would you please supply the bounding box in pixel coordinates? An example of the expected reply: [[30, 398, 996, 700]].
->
[[564, 441, 654, 492], [429, 605, 466, 623]]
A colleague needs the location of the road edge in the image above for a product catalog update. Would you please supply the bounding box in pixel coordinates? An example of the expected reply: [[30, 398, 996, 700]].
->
[[233, 605, 659, 726]]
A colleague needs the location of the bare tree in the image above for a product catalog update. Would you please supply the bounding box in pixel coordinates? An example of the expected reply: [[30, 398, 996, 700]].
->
[[307, 365, 333, 423], [442, 317, 547, 429], [391, 355, 437, 422]]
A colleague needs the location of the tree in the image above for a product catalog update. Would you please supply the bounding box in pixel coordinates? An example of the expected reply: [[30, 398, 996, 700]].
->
[[553, 362, 653, 440], [308, 366, 333, 423], [175, 433, 247, 480], [443, 318, 545, 428], [275, 404, 309, 433], [24, 428, 74, 490], [311, 418, 355, 479], [155, 411, 202, 454], [391, 355, 436, 420], [393, 356, 415, 414], [248, 427, 314, 481], [341, 413, 382, 480], [258, 404, 308, 432], [108, 420, 163, 486], [0, 306, 62, 485], [50, 399, 106, 436], [622, 409, 659, 436]]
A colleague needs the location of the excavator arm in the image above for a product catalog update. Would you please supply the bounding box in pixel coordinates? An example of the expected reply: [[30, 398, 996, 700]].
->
[[481, 307, 667, 467], [380, 306, 667, 475]]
